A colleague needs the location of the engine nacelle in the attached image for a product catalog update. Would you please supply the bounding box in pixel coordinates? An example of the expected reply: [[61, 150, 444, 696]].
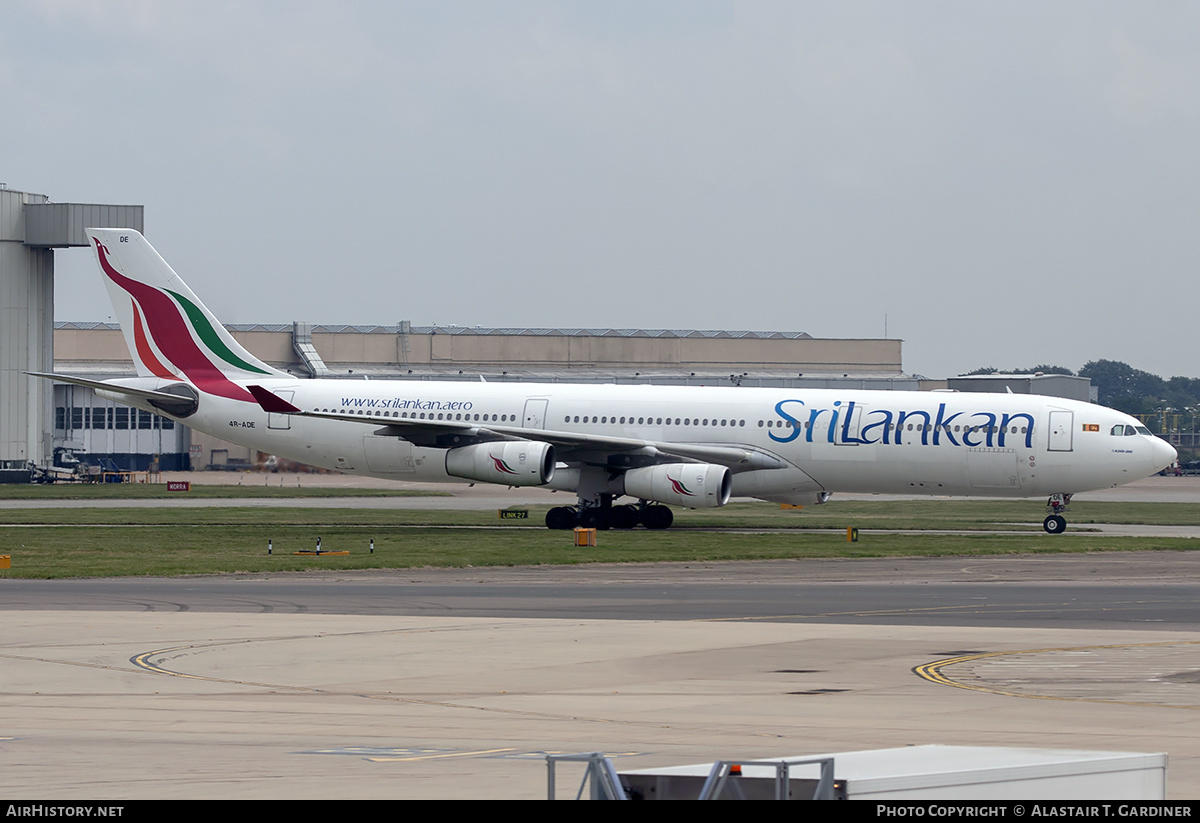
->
[[445, 441, 555, 486], [623, 463, 731, 508]]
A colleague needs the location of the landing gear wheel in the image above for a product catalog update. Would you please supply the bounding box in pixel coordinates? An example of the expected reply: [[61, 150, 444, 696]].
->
[[545, 507, 578, 530], [1043, 514, 1067, 534], [609, 505, 640, 530], [580, 508, 611, 530], [641, 505, 674, 530]]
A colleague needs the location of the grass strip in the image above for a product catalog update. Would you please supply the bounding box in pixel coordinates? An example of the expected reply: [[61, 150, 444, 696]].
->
[[0, 523, 1195, 578]]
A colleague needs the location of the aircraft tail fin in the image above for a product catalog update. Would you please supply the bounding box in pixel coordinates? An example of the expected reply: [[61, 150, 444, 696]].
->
[[86, 229, 286, 399]]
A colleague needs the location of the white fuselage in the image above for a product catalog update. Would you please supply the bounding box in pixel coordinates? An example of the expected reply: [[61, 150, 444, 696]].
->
[[129, 378, 1175, 503]]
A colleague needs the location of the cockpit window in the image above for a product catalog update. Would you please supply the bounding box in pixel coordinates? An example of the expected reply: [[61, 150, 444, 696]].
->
[[1111, 424, 1145, 436]]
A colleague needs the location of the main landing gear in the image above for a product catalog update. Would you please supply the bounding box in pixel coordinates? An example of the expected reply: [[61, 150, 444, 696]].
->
[[1043, 493, 1072, 534], [546, 498, 674, 530]]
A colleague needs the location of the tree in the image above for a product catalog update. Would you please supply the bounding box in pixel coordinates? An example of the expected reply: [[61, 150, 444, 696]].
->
[[1078, 360, 1166, 416]]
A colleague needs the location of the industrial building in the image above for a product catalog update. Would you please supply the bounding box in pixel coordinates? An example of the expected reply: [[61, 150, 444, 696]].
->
[[946, 373, 1095, 403], [0, 187, 145, 481]]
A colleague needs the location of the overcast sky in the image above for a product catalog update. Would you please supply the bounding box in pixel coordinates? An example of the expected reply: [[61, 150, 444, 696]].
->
[[4, 1, 1198, 379]]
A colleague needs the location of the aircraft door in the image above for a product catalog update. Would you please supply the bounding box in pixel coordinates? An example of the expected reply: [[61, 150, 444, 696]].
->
[[1047, 410, 1074, 452], [268, 391, 295, 430], [523, 398, 548, 429]]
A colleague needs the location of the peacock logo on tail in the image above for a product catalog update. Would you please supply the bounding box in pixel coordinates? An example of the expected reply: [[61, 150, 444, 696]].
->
[[93, 236, 265, 403]]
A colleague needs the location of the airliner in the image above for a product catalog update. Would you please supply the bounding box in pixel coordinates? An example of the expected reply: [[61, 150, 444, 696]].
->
[[36, 229, 1177, 533]]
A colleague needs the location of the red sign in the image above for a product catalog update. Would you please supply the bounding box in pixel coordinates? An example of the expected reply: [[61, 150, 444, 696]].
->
[[166, 481, 191, 492]]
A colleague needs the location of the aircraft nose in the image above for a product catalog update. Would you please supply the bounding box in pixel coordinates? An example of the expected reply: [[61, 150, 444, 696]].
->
[[1152, 436, 1178, 473]]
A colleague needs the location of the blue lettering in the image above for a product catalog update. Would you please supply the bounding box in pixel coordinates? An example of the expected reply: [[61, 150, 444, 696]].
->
[[339, 397, 474, 412], [806, 408, 828, 443], [962, 423, 982, 447], [827, 400, 841, 443], [895, 410, 932, 445], [760, 399, 1039, 452], [999, 413, 1035, 448], [932, 403, 962, 446], [840, 401, 865, 444], [770, 399, 804, 444], [971, 412, 998, 447], [859, 408, 893, 445]]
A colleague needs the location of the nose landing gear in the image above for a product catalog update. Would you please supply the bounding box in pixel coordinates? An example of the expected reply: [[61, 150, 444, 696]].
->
[[1043, 493, 1072, 534]]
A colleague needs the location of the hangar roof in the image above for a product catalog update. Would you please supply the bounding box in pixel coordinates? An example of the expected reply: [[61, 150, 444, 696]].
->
[[56, 322, 815, 340]]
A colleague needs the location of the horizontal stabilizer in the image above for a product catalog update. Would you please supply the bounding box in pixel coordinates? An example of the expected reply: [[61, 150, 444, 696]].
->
[[27, 372, 199, 417]]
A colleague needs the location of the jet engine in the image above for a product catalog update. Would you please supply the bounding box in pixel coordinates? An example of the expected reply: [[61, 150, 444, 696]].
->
[[445, 441, 555, 486], [622, 463, 731, 508]]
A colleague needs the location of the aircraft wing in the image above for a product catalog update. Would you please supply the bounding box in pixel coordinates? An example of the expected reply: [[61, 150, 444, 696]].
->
[[248, 385, 786, 472]]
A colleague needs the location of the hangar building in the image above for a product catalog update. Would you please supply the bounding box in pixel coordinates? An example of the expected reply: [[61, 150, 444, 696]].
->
[[0, 187, 145, 481]]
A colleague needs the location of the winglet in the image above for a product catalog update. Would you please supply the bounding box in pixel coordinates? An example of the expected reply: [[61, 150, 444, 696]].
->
[[247, 385, 302, 414]]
